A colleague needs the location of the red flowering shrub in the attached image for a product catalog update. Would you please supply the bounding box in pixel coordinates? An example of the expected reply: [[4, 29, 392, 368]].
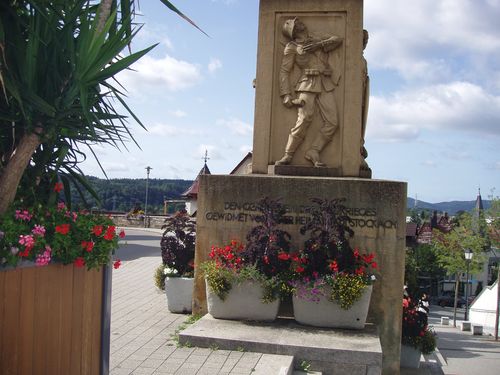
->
[[0, 185, 124, 270], [289, 198, 378, 309], [402, 297, 436, 354]]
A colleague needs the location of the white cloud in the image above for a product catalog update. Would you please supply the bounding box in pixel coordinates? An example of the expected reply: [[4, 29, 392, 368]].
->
[[365, 0, 500, 83], [421, 160, 437, 168], [239, 145, 252, 154], [148, 123, 203, 137], [169, 109, 187, 118], [118, 54, 202, 92], [368, 81, 500, 141], [216, 117, 253, 136], [208, 58, 222, 73], [103, 162, 129, 172]]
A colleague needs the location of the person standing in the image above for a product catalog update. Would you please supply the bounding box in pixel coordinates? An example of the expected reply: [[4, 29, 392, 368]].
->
[[418, 292, 430, 325]]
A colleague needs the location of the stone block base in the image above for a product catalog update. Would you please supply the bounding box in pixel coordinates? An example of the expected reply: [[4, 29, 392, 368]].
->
[[179, 315, 382, 375]]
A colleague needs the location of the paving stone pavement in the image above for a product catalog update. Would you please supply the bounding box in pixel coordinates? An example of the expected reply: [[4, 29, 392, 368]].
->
[[110, 248, 267, 375]]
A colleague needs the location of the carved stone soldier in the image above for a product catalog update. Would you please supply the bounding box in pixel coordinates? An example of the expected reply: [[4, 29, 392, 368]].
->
[[275, 17, 343, 167]]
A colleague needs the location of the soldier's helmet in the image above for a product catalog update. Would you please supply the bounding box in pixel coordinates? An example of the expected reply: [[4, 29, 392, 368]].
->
[[282, 18, 297, 39]]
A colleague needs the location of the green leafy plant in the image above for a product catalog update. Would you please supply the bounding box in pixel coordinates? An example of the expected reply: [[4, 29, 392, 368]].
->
[[201, 240, 280, 303], [154, 263, 166, 290]]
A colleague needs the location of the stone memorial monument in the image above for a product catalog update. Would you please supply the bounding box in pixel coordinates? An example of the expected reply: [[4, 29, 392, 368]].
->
[[192, 1, 406, 374]]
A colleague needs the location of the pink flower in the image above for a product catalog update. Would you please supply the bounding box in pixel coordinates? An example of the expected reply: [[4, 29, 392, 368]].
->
[[57, 202, 66, 211], [15, 210, 32, 221], [19, 234, 35, 248], [36, 246, 52, 266], [32, 225, 46, 237]]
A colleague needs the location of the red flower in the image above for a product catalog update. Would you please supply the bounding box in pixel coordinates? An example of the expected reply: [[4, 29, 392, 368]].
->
[[81, 241, 94, 252], [296, 266, 305, 273], [103, 232, 114, 241], [363, 253, 375, 263], [55, 224, 70, 235], [74, 257, 85, 268], [277, 252, 290, 261], [329, 260, 339, 272], [353, 249, 360, 258], [119, 229, 126, 238], [92, 225, 103, 236], [355, 266, 365, 275], [263, 255, 270, 264], [54, 182, 63, 193], [113, 260, 121, 269], [371, 261, 378, 269]]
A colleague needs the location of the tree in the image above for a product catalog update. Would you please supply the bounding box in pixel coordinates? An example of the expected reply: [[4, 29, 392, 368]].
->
[[432, 213, 487, 326], [0, 0, 202, 214], [405, 243, 445, 298]]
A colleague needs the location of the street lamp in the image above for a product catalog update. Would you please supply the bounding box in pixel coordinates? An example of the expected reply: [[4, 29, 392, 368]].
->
[[144, 166, 152, 228], [464, 249, 473, 321]]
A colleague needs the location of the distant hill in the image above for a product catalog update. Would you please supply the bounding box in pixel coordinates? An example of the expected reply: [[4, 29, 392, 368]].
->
[[407, 197, 492, 215], [71, 177, 193, 214]]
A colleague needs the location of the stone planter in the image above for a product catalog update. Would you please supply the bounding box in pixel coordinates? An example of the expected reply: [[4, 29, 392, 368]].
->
[[206, 279, 280, 321], [293, 285, 372, 329], [400, 344, 422, 368], [165, 277, 193, 313]]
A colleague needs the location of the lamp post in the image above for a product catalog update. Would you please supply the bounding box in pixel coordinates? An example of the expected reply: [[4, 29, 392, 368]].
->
[[144, 166, 152, 228], [464, 249, 473, 321]]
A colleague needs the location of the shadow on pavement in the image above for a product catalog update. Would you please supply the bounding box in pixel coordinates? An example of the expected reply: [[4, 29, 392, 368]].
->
[[117, 244, 162, 261]]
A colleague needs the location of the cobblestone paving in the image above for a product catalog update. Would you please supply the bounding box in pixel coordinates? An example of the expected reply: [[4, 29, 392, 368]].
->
[[110, 254, 264, 375]]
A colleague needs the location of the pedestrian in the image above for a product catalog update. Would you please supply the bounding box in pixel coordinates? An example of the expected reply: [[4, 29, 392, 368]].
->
[[418, 292, 430, 326]]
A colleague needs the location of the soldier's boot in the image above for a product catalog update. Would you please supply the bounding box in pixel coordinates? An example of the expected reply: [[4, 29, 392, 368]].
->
[[275, 135, 302, 165], [305, 134, 329, 167]]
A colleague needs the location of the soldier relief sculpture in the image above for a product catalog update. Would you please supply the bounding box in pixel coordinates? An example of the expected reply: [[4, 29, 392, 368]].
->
[[276, 17, 343, 167]]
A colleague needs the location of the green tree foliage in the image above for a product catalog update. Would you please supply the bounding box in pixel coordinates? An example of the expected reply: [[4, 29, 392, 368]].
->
[[432, 213, 487, 324], [0, 0, 203, 214], [70, 177, 192, 213], [405, 244, 445, 297]]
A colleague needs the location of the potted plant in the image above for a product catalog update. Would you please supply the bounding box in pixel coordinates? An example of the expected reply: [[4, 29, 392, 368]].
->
[[288, 198, 377, 329], [160, 209, 195, 313], [401, 296, 436, 368], [202, 197, 291, 321], [0, 186, 124, 373]]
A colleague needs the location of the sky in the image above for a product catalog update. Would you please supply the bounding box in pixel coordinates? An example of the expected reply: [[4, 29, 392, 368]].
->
[[80, 0, 500, 203]]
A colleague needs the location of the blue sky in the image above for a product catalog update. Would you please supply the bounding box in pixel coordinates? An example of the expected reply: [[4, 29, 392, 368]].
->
[[81, 0, 500, 203]]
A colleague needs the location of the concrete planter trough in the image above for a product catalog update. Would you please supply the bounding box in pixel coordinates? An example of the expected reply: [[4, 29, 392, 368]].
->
[[293, 285, 372, 329], [400, 344, 422, 368], [206, 279, 280, 321], [165, 277, 193, 313]]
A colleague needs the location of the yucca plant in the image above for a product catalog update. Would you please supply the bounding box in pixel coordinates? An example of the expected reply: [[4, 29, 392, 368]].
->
[[0, 0, 204, 213]]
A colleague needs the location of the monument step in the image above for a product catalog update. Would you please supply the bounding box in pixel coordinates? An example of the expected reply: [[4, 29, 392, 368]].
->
[[179, 315, 382, 375], [252, 353, 294, 375]]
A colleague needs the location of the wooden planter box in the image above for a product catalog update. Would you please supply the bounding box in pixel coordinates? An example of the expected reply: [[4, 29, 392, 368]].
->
[[0, 263, 112, 375]]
